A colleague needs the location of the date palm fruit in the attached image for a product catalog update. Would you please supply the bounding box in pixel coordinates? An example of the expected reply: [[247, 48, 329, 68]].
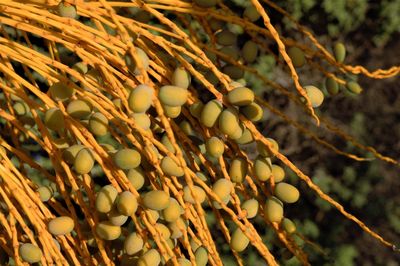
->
[[227, 86, 255, 106], [257, 138, 279, 157], [168, 217, 187, 239], [200, 100, 223, 127], [161, 134, 176, 153], [222, 65, 244, 79], [95, 185, 118, 213], [57, 2, 77, 19], [44, 107, 65, 131], [205, 136, 224, 158], [274, 182, 300, 203], [126, 47, 150, 75], [242, 40, 259, 63], [212, 179, 233, 201], [334, 42, 346, 63], [189, 102, 204, 119], [264, 197, 284, 223], [235, 128, 254, 144], [67, 99, 92, 119], [325, 77, 339, 95], [254, 156, 272, 181], [216, 30, 237, 46], [13, 101, 27, 116], [96, 221, 121, 240], [71, 62, 88, 82], [271, 164, 285, 182], [241, 102, 263, 122], [142, 190, 170, 211], [161, 156, 184, 177], [219, 46, 240, 61], [209, 18, 225, 31], [124, 232, 144, 255], [130, 113, 151, 130], [346, 81, 363, 94], [183, 185, 206, 204], [138, 249, 161, 266], [48, 216, 74, 235], [127, 167, 146, 190], [219, 107, 240, 138], [116, 191, 138, 216], [163, 104, 181, 118], [229, 157, 248, 183], [63, 144, 85, 164], [172, 67, 191, 90], [49, 81, 74, 101], [107, 208, 128, 226], [230, 227, 250, 252], [159, 85, 188, 107], [177, 258, 191, 266], [154, 223, 171, 240], [282, 218, 296, 234], [89, 112, 109, 136], [304, 85, 324, 108], [74, 148, 94, 175], [37, 186, 53, 202], [287, 47, 306, 68], [162, 198, 183, 222], [19, 243, 42, 264], [179, 120, 194, 136], [195, 247, 208, 266], [113, 148, 141, 170], [243, 5, 260, 22], [128, 84, 154, 113], [241, 198, 259, 219]]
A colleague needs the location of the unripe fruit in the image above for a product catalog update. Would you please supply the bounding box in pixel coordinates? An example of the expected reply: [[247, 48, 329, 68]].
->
[[95, 185, 118, 213], [254, 156, 272, 181], [189, 102, 204, 119], [74, 148, 94, 175], [219, 107, 240, 137], [243, 5, 260, 22], [19, 243, 42, 264], [48, 216, 74, 235], [209, 18, 225, 31], [346, 81, 362, 94], [205, 137, 224, 158], [159, 85, 188, 107], [304, 85, 324, 108], [222, 65, 244, 79], [257, 138, 279, 157], [63, 144, 84, 164], [282, 218, 296, 234], [179, 120, 194, 136], [161, 156, 184, 177], [212, 195, 231, 209], [195, 247, 208, 266], [67, 99, 92, 119], [274, 182, 300, 203], [127, 167, 146, 190], [230, 227, 250, 252], [71, 62, 88, 82], [44, 108, 65, 131], [235, 128, 254, 144], [178, 258, 191, 266], [107, 208, 128, 226], [334, 42, 346, 63], [155, 223, 171, 240], [229, 158, 248, 183], [49, 82, 74, 101], [128, 84, 154, 113], [138, 249, 161, 266], [242, 40, 258, 63], [162, 198, 183, 222], [271, 164, 285, 183], [96, 221, 121, 240], [57, 2, 77, 19], [161, 134, 176, 153], [126, 47, 150, 75], [130, 113, 151, 130], [216, 30, 237, 46], [194, 0, 217, 8], [168, 217, 187, 239], [142, 190, 170, 211], [37, 186, 53, 202], [163, 105, 181, 118], [183, 185, 206, 204], [241, 198, 259, 219], [114, 148, 141, 170], [227, 87, 254, 106], [13, 102, 27, 116], [287, 47, 305, 68], [200, 100, 223, 127], [172, 67, 191, 90], [117, 191, 138, 216], [89, 112, 109, 136], [212, 179, 233, 200], [241, 102, 263, 122], [325, 77, 339, 95], [124, 232, 143, 255], [264, 197, 284, 223]]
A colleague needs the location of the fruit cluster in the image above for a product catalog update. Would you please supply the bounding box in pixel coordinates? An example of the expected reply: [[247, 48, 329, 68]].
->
[[0, 0, 397, 265]]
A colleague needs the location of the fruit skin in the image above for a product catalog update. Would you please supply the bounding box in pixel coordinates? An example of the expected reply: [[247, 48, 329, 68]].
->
[[128, 84, 154, 113], [116, 191, 138, 216], [241, 198, 259, 219], [195, 247, 208, 266], [19, 243, 42, 264], [325, 77, 339, 96], [264, 197, 284, 223], [57, 2, 77, 19], [67, 99, 92, 119], [241, 102, 263, 122], [274, 182, 300, 203], [282, 218, 296, 234], [227, 87, 254, 106], [183, 185, 206, 204], [74, 148, 94, 175], [161, 156, 184, 177], [229, 158, 248, 183], [189, 102, 204, 119], [107, 208, 128, 226], [162, 198, 183, 222], [346, 81, 363, 94], [287, 47, 306, 68], [95, 185, 118, 213], [37, 186, 53, 202], [113, 148, 141, 170], [48, 216, 74, 235], [230, 227, 250, 252], [334, 42, 346, 63], [216, 30, 237, 46], [127, 167, 146, 190], [212, 179, 233, 200], [219, 107, 241, 138], [242, 40, 259, 63], [96, 221, 121, 240], [304, 85, 324, 108], [271, 164, 285, 183], [222, 65, 244, 79], [63, 144, 85, 164], [205, 136, 224, 158], [163, 105, 181, 118], [235, 128, 254, 144], [89, 112, 109, 136], [138, 249, 161, 266], [49, 81, 74, 101], [257, 138, 279, 157], [159, 85, 188, 107], [254, 156, 272, 181], [243, 5, 260, 22], [124, 232, 143, 255], [200, 100, 223, 127], [172, 67, 191, 90], [142, 190, 170, 211], [126, 47, 150, 75], [44, 108, 65, 131]]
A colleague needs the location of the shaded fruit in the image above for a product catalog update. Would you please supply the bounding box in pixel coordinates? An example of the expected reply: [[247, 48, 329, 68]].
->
[[130, 113, 151, 130], [205, 137, 224, 158], [200, 100, 223, 127], [235, 128, 254, 144], [179, 120, 194, 136], [264, 197, 284, 223], [334, 42, 346, 63], [274, 182, 300, 203], [127, 167, 146, 190], [13, 102, 27, 116], [161, 134, 176, 153], [57, 2, 77, 19], [172, 67, 191, 90], [216, 30, 237, 46], [219, 46, 240, 61], [67, 99, 92, 119], [241, 102, 263, 122], [124, 232, 143, 255], [282, 218, 296, 234], [49, 82, 74, 101], [159, 85, 188, 107], [230, 227, 250, 252], [89, 112, 109, 136], [63, 144, 84, 164], [116, 191, 138, 216], [44, 108, 65, 131], [195, 246, 208, 266], [142, 190, 170, 211], [19, 243, 42, 264], [257, 138, 279, 157], [229, 158, 248, 183], [183, 185, 206, 204], [163, 105, 181, 118], [138, 249, 161, 266], [243, 5, 260, 22], [162, 198, 183, 222], [346, 81, 362, 94], [168, 217, 187, 239], [227, 87, 254, 106], [71, 62, 88, 82], [241, 198, 259, 219], [189, 102, 204, 119], [287, 47, 305, 68], [254, 156, 272, 181], [95, 185, 118, 213], [74, 148, 94, 175], [271, 164, 285, 183], [161, 156, 184, 177], [128, 84, 154, 113], [222, 65, 244, 79], [37, 186, 53, 202], [107, 208, 128, 226], [325, 77, 339, 96], [114, 148, 141, 170], [219, 107, 240, 137], [126, 47, 150, 75], [48, 216, 74, 235], [96, 221, 121, 240], [242, 40, 258, 63], [304, 85, 324, 108]]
